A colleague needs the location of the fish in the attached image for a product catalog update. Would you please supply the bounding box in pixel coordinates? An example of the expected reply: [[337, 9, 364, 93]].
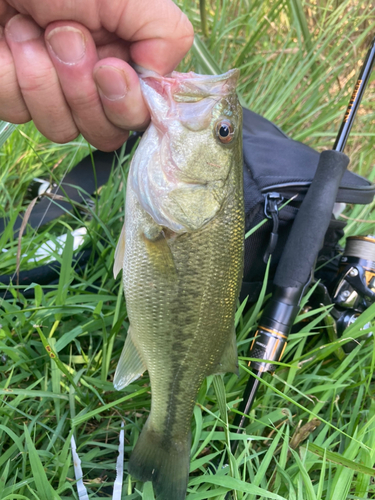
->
[[113, 69, 244, 500]]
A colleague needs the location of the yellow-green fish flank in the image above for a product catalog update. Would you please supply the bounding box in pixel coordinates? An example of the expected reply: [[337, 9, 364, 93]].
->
[[113, 69, 244, 500]]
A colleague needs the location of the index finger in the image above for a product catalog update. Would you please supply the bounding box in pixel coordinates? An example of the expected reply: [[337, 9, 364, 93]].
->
[[114, 0, 194, 74], [4, 0, 194, 74]]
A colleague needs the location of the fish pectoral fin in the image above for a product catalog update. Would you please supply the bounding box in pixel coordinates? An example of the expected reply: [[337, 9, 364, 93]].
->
[[113, 222, 126, 278], [143, 229, 177, 279], [113, 327, 147, 390], [209, 326, 239, 376]]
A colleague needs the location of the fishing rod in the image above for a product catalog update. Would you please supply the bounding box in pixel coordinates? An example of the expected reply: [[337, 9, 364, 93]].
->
[[232, 36, 375, 449]]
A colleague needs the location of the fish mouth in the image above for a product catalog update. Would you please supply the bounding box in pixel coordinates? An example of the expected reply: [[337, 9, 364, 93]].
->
[[138, 70, 239, 132], [140, 69, 239, 104], [135, 65, 239, 90]]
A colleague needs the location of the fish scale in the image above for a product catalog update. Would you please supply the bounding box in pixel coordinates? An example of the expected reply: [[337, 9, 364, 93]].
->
[[113, 69, 244, 500]]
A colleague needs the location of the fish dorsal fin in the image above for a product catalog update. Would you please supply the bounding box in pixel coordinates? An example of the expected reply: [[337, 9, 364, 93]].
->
[[113, 222, 126, 278], [209, 326, 239, 376], [113, 328, 147, 390]]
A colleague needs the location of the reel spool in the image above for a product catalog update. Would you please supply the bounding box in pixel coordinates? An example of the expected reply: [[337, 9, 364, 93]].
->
[[331, 235, 375, 349], [334, 235, 375, 308]]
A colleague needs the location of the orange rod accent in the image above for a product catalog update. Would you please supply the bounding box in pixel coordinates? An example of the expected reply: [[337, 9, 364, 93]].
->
[[260, 326, 287, 339], [279, 342, 287, 361]]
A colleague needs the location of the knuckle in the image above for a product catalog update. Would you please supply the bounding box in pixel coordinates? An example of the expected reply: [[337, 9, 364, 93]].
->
[[19, 68, 59, 96], [69, 88, 100, 111]]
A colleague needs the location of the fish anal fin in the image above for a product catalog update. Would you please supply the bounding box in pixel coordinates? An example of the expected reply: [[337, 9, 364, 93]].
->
[[113, 328, 147, 390], [113, 222, 126, 278], [129, 418, 190, 500], [209, 326, 239, 376]]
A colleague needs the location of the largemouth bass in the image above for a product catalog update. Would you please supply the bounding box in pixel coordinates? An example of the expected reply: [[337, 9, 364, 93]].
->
[[113, 69, 244, 500]]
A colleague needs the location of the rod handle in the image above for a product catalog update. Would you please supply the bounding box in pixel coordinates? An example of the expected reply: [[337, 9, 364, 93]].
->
[[274, 150, 349, 291]]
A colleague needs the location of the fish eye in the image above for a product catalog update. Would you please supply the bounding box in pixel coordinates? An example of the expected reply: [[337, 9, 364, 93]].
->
[[215, 119, 235, 144]]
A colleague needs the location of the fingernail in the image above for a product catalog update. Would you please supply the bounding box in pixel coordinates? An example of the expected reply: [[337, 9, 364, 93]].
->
[[94, 66, 128, 101], [47, 26, 86, 64], [6, 14, 42, 42]]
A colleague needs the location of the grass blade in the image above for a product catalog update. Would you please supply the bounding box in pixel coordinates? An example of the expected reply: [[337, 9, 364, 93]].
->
[[0, 461, 10, 497], [304, 442, 375, 476], [0, 121, 17, 147], [189, 474, 287, 499], [142, 482, 156, 500], [72, 387, 147, 426], [192, 35, 222, 75], [24, 425, 60, 500]]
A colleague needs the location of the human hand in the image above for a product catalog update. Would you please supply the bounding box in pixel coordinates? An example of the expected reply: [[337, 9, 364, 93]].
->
[[0, 0, 194, 151]]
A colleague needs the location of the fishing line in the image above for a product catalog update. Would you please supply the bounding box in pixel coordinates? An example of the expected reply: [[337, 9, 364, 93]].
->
[[344, 236, 375, 261]]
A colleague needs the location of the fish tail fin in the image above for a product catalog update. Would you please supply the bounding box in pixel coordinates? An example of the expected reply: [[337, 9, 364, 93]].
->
[[128, 419, 190, 500]]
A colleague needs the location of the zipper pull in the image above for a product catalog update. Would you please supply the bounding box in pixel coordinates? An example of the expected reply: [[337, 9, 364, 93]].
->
[[263, 192, 283, 263]]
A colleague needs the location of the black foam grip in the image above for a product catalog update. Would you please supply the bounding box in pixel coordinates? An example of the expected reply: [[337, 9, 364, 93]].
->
[[274, 150, 350, 289]]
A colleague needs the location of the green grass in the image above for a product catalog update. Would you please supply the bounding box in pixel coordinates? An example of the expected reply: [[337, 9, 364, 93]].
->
[[1, 1, 375, 499]]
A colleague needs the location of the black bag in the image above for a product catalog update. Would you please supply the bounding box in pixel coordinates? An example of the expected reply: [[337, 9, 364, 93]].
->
[[240, 107, 375, 304]]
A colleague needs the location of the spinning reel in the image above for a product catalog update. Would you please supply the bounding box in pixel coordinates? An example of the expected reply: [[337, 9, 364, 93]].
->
[[329, 235, 375, 350]]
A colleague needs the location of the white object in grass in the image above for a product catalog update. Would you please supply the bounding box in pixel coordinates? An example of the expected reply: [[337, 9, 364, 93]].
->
[[71, 423, 125, 500], [27, 227, 88, 264], [113, 421, 125, 500], [71, 434, 90, 500]]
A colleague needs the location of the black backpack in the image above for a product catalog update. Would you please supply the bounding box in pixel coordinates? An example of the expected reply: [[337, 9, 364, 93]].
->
[[240, 107, 375, 305]]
